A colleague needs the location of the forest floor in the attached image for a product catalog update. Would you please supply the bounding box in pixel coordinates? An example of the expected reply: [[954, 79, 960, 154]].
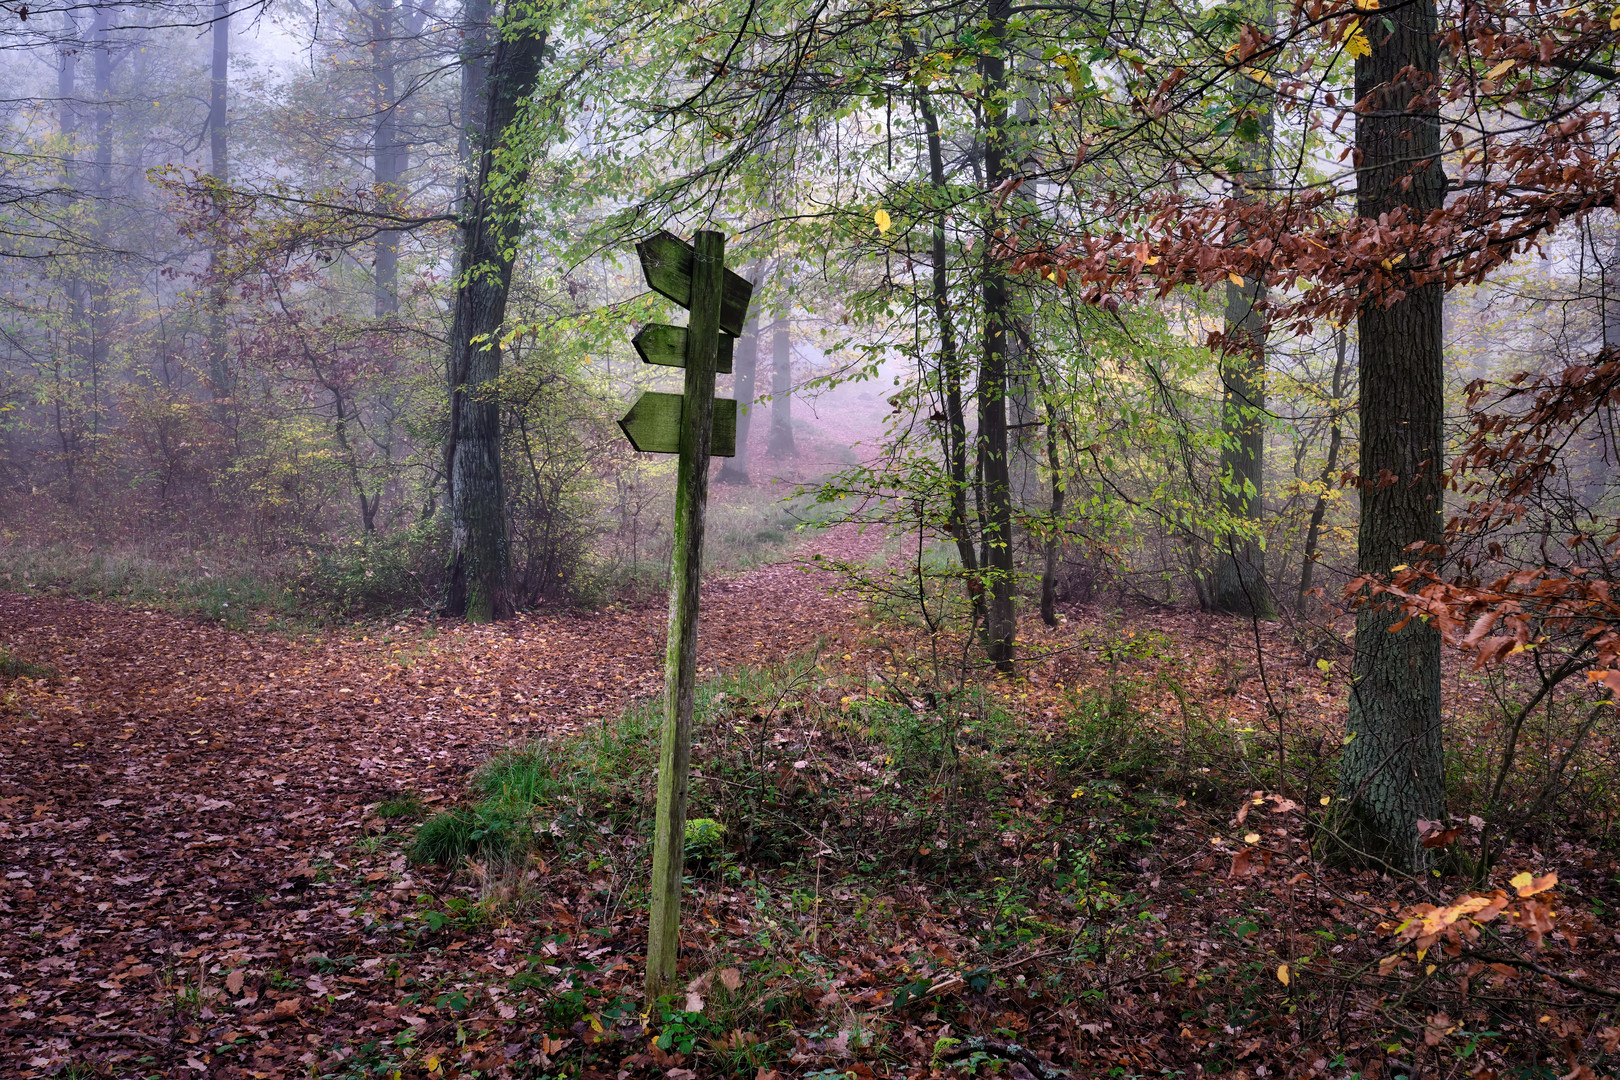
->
[[3, 525, 1619, 1080]]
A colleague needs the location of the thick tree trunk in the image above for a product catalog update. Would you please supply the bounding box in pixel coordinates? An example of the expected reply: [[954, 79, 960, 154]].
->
[[443, 16, 549, 622], [371, 0, 404, 316], [716, 310, 758, 484], [768, 313, 795, 457], [1337, 0, 1447, 868], [979, 0, 1016, 674], [207, 0, 231, 405]]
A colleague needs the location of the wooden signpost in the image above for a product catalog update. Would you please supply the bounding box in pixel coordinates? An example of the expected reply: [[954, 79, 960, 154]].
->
[[619, 229, 752, 998]]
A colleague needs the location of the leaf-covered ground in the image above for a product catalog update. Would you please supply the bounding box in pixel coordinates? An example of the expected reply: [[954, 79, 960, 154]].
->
[[3, 532, 1619, 1079]]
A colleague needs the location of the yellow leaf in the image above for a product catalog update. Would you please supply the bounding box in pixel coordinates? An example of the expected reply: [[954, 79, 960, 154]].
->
[[1513, 870, 1557, 896], [1354, 0, 1378, 8], [1485, 58, 1516, 80], [874, 209, 892, 234], [1346, 26, 1373, 59], [1612, 5, 1620, 29], [426, 1057, 441, 1075], [1245, 832, 1261, 844], [1228, 272, 1244, 286], [1277, 964, 1291, 986], [1320, 795, 1332, 805], [1391, 563, 1409, 572]]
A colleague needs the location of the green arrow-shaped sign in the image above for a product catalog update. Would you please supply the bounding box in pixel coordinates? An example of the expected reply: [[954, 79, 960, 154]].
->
[[619, 392, 737, 456], [637, 231, 754, 336], [633, 323, 734, 373]]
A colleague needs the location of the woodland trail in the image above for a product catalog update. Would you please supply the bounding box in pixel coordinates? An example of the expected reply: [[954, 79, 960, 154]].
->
[[0, 524, 878, 1076]]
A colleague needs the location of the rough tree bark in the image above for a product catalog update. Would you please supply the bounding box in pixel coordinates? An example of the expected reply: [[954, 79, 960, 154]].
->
[[443, 13, 549, 622], [978, 0, 1017, 673], [1336, 0, 1447, 867]]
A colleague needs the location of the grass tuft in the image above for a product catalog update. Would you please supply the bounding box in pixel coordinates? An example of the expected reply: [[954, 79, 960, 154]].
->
[[0, 648, 56, 681], [375, 791, 426, 821]]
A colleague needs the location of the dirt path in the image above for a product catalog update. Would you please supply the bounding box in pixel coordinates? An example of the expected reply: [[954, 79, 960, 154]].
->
[[0, 526, 877, 1077]]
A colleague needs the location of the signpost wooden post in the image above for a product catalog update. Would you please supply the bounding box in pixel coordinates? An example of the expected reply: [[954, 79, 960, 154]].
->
[[619, 229, 752, 998]]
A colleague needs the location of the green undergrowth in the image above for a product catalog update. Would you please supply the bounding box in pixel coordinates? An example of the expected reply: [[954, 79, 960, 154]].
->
[[388, 656, 1323, 1075], [0, 646, 57, 680], [405, 655, 1268, 880], [383, 650, 1616, 1078]]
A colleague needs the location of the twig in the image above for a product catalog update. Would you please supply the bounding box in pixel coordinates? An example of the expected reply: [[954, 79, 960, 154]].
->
[[936, 1035, 1072, 1079], [1466, 951, 1620, 1002], [11, 1027, 169, 1047]]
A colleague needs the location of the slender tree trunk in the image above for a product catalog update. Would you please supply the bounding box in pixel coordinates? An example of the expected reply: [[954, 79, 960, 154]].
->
[[371, 0, 403, 316], [1298, 330, 1349, 605], [1337, 0, 1447, 868], [979, 0, 1016, 673], [768, 312, 795, 457], [1212, 18, 1277, 619], [443, 15, 549, 622], [902, 33, 985, 624], [58, 12, 78, 161], [716, 309, 758, 484], [58, 9, 86, 506], [207, 0, 231, 406], [1039, 373, 1064, 627], [88, 4, 114, 452]]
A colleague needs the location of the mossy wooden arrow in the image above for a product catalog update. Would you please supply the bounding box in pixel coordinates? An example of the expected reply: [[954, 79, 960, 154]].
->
[[637, 231, 754, 336], [617, 391, 737, 456], [633, 323, 734, 374]]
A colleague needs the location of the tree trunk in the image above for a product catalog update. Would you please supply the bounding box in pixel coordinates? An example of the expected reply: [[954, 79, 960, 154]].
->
[[371, 0, 403, 316], [444, 14, 549, 622], [58, 9, 86, 505], [768, 312, 795, 457], [1038, 372, 1064, 627], [207, 0, 231, 406], [1297, 330, 1349, 605], [902, 33, 985, 625], [979, 0, 1016, 674], [716, 309, 758, 484], [1211, 18, 1276, 619], [457, 0, 493, 207], [88, 4, 114, 449], [1337, 0, 1447, 868], [1211, 274, 1276, 617]]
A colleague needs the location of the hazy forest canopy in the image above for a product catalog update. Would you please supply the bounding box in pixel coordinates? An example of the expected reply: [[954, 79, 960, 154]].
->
[[6, 0, 1620, 1073]]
